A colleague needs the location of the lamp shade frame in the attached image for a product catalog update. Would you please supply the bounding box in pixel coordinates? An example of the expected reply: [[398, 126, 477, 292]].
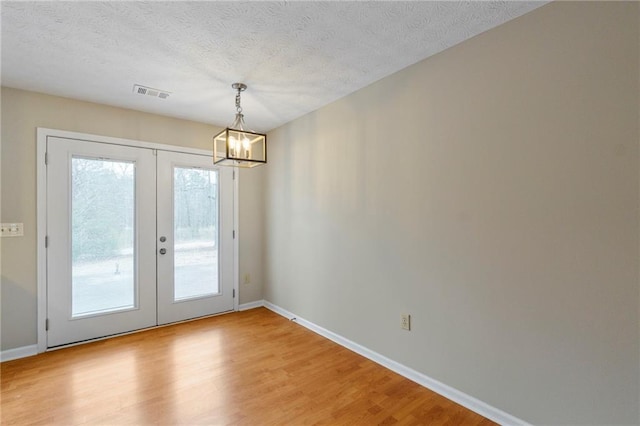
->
[[213, 127, 267, 168]]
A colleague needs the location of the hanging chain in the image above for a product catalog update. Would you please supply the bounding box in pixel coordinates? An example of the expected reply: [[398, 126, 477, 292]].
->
[[235, 89, 243, 114]]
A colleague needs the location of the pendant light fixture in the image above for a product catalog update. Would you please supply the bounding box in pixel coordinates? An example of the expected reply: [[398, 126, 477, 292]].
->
[[213, 83, 267, 168]]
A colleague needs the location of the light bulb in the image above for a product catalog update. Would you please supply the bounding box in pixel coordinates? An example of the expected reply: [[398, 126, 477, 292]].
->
[[228, 136, 237, 156], [242, 137, 251, 158]]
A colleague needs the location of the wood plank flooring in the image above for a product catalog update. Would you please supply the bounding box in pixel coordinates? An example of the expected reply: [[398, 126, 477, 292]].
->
[[1, 308, 495, 425]]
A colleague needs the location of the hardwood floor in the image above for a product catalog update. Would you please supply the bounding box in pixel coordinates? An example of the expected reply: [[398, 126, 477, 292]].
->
[[2, 308, 495, 425]]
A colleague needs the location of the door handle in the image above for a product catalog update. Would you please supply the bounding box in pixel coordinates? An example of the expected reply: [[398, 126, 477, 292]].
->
[[159, 248, 167, 255], [159, 236, 166, 242]]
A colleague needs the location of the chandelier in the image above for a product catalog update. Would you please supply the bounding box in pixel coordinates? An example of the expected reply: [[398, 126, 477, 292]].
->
[[213, 83, 267, 168]]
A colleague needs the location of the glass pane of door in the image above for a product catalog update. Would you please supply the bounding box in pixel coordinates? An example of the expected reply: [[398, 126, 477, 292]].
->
[[71, 157, 136, 316], [173, 167, 219, 300]]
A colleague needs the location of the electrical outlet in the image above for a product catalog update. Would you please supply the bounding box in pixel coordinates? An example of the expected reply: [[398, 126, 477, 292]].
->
[[401, 314, 411, 331], [243, 273, 251, 284]]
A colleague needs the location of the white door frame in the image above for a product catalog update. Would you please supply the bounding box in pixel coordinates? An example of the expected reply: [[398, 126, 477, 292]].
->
[[36, 127, 240, 353]]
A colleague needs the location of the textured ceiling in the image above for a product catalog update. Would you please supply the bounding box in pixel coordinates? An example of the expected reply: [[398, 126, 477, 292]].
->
[[1, 1, 547, 132]]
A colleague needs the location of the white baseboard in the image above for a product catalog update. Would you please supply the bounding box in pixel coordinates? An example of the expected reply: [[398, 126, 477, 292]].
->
[[263, 301, 530, 426], [238, 300, 265, 311], [1, 344, 38, 362]]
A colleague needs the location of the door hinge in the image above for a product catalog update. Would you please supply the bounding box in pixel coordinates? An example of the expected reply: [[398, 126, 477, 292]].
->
[[45, 318, 49, 331], [232, 230, 235, 239], [44, 152, 48, 165], [233, 289, 235, 298], [233, 170, 236, 180], [45, 236, 49, 248]]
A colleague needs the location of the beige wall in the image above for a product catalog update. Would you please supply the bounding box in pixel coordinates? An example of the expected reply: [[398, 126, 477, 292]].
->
[[264, 2, 639, 424], [0, 87, 264, 349], [238, 164, 265, 303]]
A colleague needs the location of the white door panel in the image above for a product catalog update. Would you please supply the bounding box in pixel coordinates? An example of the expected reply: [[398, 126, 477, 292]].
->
[[46, 137, 157, 347], [156, 151, 234, 325]]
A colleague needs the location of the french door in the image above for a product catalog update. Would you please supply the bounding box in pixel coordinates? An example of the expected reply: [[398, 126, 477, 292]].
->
[[45, 136, 234, 348], [156, 151, 234, 324]]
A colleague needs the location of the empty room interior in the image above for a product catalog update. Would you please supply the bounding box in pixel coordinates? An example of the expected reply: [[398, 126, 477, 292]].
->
[[1, 1, 639, 425]]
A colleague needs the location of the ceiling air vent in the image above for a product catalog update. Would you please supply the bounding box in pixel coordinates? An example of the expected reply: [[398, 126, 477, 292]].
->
[[133, 84, 171, 100]]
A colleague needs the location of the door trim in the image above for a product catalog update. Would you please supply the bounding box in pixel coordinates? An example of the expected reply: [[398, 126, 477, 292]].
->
[[36, 128, 240, 353]]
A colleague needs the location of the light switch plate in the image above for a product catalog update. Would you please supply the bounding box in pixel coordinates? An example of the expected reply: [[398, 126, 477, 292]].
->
[[1, 223, 24, 237]]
